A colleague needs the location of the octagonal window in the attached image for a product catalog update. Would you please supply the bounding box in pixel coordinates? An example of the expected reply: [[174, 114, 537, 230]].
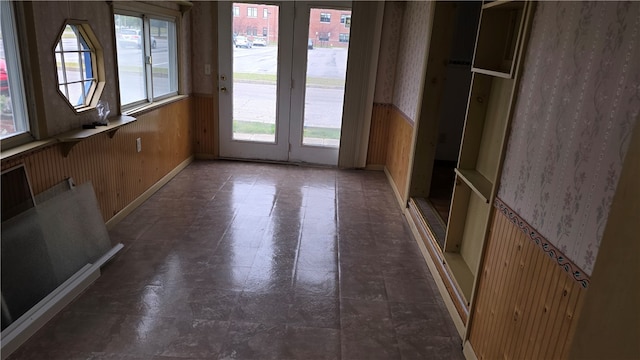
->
[[54, 22, 104, 112]]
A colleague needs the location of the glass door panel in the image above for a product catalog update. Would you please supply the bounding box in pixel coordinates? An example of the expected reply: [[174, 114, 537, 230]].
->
[[218, 2, 292, 161], [219, 2, 350, 165], [302, 8, 351, 147], [232, 3, 279, 143]]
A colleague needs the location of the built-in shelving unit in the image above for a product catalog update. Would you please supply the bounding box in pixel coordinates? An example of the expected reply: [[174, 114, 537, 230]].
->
[[441, 0, 532, 314], [404, 0, 534, 340], [472, 1, 526, 78], [57, 115, 136, 157]]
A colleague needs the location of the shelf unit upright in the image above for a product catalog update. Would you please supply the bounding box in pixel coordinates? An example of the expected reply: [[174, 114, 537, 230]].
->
[[441, 0, 533, 325]]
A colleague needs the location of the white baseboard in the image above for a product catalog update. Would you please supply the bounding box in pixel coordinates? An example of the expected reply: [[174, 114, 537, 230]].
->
[[404, 207, 467, 338], [463, 340, 478, 360], [383, 166, 406, 210], [105, 156, 194, 230]]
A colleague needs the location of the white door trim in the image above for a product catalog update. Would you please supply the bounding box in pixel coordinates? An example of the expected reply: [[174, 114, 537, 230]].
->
[[217, 1, 293, 162]]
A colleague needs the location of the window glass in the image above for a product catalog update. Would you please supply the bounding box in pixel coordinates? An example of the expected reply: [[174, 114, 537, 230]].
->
[[340, 14, 351, 27], [115, 15, 145, 106], [151, 18, 177, 98], [115, 13, 177, 108], [233, 7, 240, 17], [54, 24, 97, 109], [320, 13, 331, 23], [0, 1, 29, 139], [248, 7, 257, 18]]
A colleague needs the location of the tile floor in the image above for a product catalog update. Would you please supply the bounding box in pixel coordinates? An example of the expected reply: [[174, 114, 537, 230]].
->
[[9, 161, 463, 360]]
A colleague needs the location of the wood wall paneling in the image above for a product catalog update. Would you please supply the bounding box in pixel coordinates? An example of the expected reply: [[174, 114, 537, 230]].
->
[[366, 103, 391, 166], [1, 98, 194, 223], [568, 120, 640, 360], [384, 106, 414, 200], [469, 207, 586, 360], [193, 94, 217, 158]]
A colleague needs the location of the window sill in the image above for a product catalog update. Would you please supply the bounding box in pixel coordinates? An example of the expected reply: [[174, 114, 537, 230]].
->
[[123, 95, 189, 117], [1, 139, 58, 162], [0, 115, 136, 161]]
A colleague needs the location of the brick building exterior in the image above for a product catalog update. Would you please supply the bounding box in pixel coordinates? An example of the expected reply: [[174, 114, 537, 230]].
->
[[232, 3, 351, 48], [308, 8, 351, 48]]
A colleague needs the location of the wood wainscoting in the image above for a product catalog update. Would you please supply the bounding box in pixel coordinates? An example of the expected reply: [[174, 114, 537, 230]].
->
[[193, 93, 217, 158], [1, 97, 194, 224], [384, 105, 414, 201], [468, 203, 587, 359], [367, 103, 391, 167]]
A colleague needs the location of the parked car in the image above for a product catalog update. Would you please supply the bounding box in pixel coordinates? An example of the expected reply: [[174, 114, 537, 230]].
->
[[253, 37, 267, 46], [236, 36, 253, 49], [308, 39, 314, 50], [0, 58, 8, 94], [0, 58, 11, 114], [235, 36, 252, 49], [117, 29, 157, 49]]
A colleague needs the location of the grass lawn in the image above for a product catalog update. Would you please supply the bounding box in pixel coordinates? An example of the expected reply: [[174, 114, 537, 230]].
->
[[233, 120, 340, 140], [233, 73, 345, 87]]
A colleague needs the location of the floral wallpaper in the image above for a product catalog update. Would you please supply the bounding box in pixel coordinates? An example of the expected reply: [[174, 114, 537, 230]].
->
[[498, 1, 640, 276], [391, 1, 433, 123], [374, 1, 404, 104]]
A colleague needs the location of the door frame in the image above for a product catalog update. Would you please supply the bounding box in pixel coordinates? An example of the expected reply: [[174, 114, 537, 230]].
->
[[288, 1, 351, 166], [216, 0, 382, 167], [217, 1, 294, 162]]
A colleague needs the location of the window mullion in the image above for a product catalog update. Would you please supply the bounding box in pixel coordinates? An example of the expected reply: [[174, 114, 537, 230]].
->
[[78, 51, 86, 105], [59, 51, 70, 100], [144, 16, 153, 102]]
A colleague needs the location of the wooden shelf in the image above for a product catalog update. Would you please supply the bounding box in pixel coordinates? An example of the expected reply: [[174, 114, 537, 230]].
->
[[455, 168, 492, 203], [472, 1, 525, 78], [57, 115, 136, 157], [471, 67, 512, 79], [482, 0, 521, 10], [443, 251, 474, 303]]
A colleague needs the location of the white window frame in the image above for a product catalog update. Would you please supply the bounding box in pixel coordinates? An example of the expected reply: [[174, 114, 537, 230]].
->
[[233, 6, 240, 17], [0, 1, 34, 148], [263, 8, 268, 19], [320, 12, 331, 23], [113, 3, 181, 113], [247, 7, 257, 18], [54, 22, 103, 113], [340, 14, 351, 27]]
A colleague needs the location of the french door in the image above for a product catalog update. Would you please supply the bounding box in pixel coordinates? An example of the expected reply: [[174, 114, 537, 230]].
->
[[218, 1, 352, 165]]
